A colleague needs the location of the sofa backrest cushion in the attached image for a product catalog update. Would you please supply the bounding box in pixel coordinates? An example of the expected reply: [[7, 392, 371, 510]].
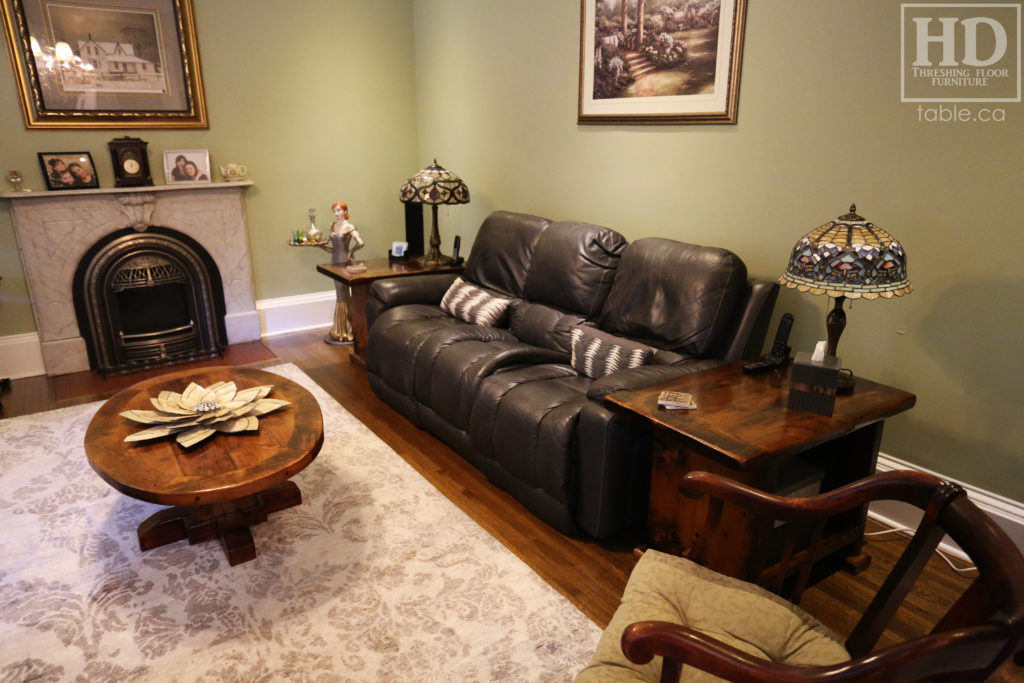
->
[[570, 326, 654, 379], [461, 211, 550, 298], [440, 277, 514, 327], [599, 238, 748, 357], [522, 220, 627, 318]]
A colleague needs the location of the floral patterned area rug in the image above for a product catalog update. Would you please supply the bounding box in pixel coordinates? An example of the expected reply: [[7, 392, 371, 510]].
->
[[0, 364, 600, 682]]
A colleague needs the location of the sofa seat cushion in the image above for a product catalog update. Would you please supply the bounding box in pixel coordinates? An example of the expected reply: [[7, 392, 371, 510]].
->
[[570, 326, 654, 378], [576, 550, 850, 682], [440, 277, 515, 326]]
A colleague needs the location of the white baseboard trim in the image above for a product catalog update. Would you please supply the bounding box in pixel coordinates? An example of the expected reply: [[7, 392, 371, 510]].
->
[[0, 332, 46, 380], [872, 453, 1024, 560], [256, 290, 335, 338]]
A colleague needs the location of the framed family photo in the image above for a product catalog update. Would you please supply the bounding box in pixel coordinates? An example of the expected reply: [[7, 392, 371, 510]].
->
[[0, 0, 207, 129], [37, 151, 99, 190], [163, 149, 210, 184], [578, 0, 748, 124]]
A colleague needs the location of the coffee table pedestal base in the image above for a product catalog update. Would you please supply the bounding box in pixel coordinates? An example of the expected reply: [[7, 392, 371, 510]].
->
[[137, 481, 302, 566]]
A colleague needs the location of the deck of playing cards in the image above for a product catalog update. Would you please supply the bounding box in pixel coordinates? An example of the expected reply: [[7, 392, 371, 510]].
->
[[657, 391, 697, 410]]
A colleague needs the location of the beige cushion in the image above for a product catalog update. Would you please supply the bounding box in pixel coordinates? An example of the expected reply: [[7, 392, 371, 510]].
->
[[575, 550, 850, 682]]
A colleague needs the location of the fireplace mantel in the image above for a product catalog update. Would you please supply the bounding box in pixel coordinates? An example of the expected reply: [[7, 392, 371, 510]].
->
[[1, 180, 254, 201], [4, 182, 261, 376]]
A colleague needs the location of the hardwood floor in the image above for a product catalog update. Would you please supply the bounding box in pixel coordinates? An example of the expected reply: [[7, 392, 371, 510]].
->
[[2, 329, 1017, 679]]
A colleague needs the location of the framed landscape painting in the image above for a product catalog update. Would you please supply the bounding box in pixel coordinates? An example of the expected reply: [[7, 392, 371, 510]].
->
[[0, 0, 207, 128], [578, 0, 748, 124]]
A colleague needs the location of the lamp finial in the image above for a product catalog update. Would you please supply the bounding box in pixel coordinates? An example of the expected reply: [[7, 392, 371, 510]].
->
[[839, 203, 863, 221]]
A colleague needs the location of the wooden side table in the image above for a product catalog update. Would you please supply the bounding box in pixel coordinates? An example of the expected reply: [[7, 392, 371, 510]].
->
[[317, 258, 463, 367], [605, 362, 915, 589]]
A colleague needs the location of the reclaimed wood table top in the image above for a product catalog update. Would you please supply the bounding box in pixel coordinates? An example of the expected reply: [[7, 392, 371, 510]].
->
[[605, 362, 916, 470], [85, 366, 324, 507], [316, 258, 462, 285]]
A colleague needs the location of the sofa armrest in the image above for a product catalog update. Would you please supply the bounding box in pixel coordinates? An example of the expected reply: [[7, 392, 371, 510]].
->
[[366, 273, 460, 331], [587, 359, 725, 400], [720, 278, 780, 362]]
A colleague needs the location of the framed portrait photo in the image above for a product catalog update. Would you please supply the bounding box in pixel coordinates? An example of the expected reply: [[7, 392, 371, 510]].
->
[[163, 149, 211, 184], [38, 152, 99, 190], [0, 0, 207, 129], [578, 0, 748, 124]]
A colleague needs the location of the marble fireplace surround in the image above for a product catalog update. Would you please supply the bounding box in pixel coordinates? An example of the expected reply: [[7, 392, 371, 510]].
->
[[6, 182, 260, 376]]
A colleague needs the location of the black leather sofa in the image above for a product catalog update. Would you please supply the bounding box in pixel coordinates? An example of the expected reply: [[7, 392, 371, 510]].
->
[[365, 211, 778, 538]]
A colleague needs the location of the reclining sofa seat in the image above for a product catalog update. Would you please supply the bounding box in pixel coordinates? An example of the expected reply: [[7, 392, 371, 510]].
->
[[365, 210, 779, 539], [365, 210, 549, 431], [470, 237, 752, 537]]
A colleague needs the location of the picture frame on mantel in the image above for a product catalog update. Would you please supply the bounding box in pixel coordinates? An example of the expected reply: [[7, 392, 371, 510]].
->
[[163, 149, 211, 184], [578, 0, 747, 125], [37, 151, 100, 190], [0, 0, 207, 129]]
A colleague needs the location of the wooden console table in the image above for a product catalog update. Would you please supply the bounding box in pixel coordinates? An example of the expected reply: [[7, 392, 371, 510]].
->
[[317, 258, 462, 367], [606, 362, 915, 589]]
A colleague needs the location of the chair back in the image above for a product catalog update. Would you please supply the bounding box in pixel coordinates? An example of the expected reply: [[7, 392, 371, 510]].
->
[[676, 470, 1024, 681]]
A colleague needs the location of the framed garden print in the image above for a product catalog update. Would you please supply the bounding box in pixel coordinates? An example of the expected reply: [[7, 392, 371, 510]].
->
[[37, 151, 99, 189], [0, 0, 207, 128], [578, 0, 747, 124]]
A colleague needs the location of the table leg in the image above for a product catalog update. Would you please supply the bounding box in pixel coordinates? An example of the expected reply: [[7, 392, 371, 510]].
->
[[348, 282, 370, 367], [136, 481, 303, 565]]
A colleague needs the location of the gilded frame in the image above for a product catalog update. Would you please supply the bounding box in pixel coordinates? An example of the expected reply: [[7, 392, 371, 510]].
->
[[578, 0, 747, 125], [1, 0, 207, 128]]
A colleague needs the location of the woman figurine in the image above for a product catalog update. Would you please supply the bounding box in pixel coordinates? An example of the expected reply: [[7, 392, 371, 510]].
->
[[330, 201, 365, 267], [323, 201, 366, 344]]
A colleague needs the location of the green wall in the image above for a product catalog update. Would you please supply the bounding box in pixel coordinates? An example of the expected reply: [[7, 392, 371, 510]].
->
[[2, 1, 1022, 504], [410, 1, 1024, 502], [0, 0, 417, 331]]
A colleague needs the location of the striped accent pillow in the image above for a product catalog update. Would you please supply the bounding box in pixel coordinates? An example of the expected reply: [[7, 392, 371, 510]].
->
[[570, 326, 653, 379], [440, 277, 514, 327]]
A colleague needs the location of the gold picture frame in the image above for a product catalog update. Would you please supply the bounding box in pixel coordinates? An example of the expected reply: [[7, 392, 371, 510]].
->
[[578, 0, 747, 125], [1, 0, 207, 129]]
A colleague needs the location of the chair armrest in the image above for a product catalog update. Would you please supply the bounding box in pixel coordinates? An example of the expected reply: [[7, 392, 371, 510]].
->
[[680, 470, 943, 522], [623, 620, 1015, 683], [587, 359, 724, 400]]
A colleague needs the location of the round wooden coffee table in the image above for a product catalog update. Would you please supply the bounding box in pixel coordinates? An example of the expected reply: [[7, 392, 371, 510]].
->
[[85, 365, 324, 566]]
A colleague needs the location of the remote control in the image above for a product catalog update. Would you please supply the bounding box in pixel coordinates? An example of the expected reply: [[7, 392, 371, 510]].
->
[[742, 313, 794, 374]]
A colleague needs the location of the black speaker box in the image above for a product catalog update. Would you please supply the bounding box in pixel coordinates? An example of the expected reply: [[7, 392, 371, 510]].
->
[[404, 203, 424, 257]]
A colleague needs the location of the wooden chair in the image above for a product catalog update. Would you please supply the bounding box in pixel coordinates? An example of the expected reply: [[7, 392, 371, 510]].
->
[[579, 470, 1024, 682]]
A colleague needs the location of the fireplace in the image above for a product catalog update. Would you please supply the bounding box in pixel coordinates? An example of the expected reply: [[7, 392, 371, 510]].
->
[[5, 183, 261, 376], [74, 227, 227, 375]]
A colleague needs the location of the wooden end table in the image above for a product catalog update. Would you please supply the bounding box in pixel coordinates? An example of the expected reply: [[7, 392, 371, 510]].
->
[[85, 365, 324, 566], [317, 258, 463, 367], [605, 362, 915, 588]]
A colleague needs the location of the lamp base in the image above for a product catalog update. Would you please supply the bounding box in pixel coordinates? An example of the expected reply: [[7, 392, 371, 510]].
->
[[837, 369, 855, 394], [416, 251, 453, 268]]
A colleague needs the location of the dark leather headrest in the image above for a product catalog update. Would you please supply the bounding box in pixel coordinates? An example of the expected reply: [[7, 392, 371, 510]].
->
[[462, 211, 550, 297], [599, 238, 747, 356], [523, 221, 627, 317]]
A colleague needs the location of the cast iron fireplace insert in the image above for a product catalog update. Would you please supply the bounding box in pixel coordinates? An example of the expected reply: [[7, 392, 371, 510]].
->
[[73, 226, 227, 376]]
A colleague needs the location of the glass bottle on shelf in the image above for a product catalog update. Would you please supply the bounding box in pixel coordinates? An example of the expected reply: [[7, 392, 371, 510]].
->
[[305, 207, 322, 244]]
